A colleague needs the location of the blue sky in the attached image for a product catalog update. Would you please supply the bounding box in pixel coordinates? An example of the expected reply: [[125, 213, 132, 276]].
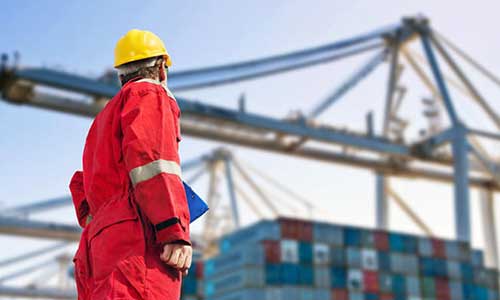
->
[[1, 0, 500, 281]]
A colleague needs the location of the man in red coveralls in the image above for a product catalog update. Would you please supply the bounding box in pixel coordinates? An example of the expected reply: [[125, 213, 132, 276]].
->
[[69, 29, 192, 300]]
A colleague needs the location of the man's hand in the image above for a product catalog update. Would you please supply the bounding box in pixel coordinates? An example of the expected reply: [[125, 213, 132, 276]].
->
[[160, 243, 192, 275]]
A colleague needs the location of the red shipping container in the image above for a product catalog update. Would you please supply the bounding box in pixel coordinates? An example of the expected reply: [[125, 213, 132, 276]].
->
[[262, 240, 281, 263], [432, 238, 446, 258], [435, 278, 450, 299], [195, 261, 204, 279], [374, 231, 389, 251], [363, 271, 379, 293], [331, 289, 348, 300], [279, 218, 312, 241], [379, 293, 394, 300]]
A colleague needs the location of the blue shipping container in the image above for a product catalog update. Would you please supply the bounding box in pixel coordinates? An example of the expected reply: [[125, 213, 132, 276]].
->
[[344, 227, 362, 247]]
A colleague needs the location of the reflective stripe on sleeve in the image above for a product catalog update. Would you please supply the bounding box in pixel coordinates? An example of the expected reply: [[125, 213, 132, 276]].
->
[[129, 159, 182, 187]]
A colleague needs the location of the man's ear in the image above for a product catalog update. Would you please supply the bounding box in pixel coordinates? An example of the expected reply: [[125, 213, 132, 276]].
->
[[159, 64, 166, 82], [119, 74, 126, 86]]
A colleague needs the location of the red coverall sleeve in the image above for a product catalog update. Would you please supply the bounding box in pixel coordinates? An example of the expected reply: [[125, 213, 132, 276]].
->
[[69, 171, 89, 228], [120, 88, 190, 245]]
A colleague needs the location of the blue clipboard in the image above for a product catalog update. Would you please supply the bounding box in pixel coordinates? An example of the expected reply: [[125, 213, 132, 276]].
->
[[183, 181, 209, 223]]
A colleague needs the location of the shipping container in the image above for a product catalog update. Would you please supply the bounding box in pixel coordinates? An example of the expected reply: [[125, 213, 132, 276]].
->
[[391, 274, 406, 296], [444, 240, 460, 260], [433, 258, 448, 277], [204, 267, 264, 297], [487, 289, 499, 300], [401, 234, 418, 253], [457, 242, 471, 261], [379, 293, 394, 300], [313, 222, 343, 246], [195, 261, 204, 279], [298, 242, 313, 264], [263, 240, 281, 263], [431, 238, 446, 258], [331, 288, 348, 300], [377, 251, 391, 270], [363, 270, 379, 293], [182, 276, 198, 295], [420, 276, 436, 298], [460, 263, 474, 282], [347, 247, 362, 268], [280, 263, 300, 285], [312, 288, 330, 299], [374, 231, 389, 251], [313, 243, 330, 265], [349, 292, 364, 300], [471, 249, 485, 267], [388, 233, 404, 253], [331, 267, 347, 288], [364, 292, 380, 300], [435, 278, 450, 300], [449, 279, 464, 300], [406, 276, 420, 296], [204, 246, 264, 277], [279, 218, 313, 241], [388, 233, 417, 253], [420, 257, 446, 277], [361, 230, 376, 248], [331, 247, 346, 267], [473, 267, 489, 286], [417, 237, 433, 257], [281, 239, 299, 263], [378, 273, 393, 293], [446, 260, 461, 280], [484, 269, 499, 290], [205, 288, 265, 300], [344, 227, 362, 247], [204, 218, 497, 300], [219, 220, 280, 252], [390, 253, 418, 275], [298, 264, 314, 285], [361, 249, 378, 270], [347, 269, 363, 291], [314, 266, 330, 288], [265, 264, 280, 285]]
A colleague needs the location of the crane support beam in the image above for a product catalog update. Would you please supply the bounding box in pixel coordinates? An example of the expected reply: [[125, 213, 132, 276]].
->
[[1, 23, 404, 94], [2, 196, 72, 217], [375, 172, 389, 230], [223, 158, 240, 228], [479, 189, 499, 269], [0, 217, 81, 241], [429, 32, 500, 130], [0, 285, 76, 299], [451, 125, 471, 242], [420, 30, 459, 125], [183, 123, 499, 189], [0, 242, 67, 268], [2, 79, 411, 157], [307, 49, 388, 119], [387, 186, 435, 236]]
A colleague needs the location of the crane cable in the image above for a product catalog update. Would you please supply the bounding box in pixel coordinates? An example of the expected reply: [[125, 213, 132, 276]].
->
[[433, 30, 500, 89]]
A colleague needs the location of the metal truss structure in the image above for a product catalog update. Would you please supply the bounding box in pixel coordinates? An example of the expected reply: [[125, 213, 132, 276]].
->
[[1, 16, 500, 297]]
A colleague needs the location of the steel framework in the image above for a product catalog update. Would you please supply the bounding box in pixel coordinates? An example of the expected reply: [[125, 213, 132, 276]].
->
[[1, 16, 500, 297]]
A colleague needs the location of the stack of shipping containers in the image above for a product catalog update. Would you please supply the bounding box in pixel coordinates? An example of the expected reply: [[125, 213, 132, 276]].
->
[[183, 218, 499, 300], [181, 252, 204, 300]]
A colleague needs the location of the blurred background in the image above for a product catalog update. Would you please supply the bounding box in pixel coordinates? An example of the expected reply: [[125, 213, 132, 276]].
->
[[0, 1, 499, 299]]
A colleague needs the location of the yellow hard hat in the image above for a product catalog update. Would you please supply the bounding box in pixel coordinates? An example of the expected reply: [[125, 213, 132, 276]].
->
[[114, 29, 172, 68]]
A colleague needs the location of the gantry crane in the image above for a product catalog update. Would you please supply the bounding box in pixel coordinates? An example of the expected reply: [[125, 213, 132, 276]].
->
[[1, 16, 500, 298]]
